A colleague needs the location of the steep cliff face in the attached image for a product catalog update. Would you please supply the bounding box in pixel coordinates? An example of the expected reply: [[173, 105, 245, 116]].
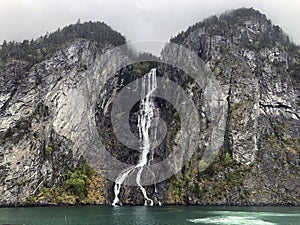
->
[[0, 8, 299, 206], [0, 39, 130, 205], [167, 8, 300, 205]]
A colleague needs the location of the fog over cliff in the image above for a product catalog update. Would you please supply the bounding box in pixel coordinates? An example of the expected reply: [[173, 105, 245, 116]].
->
[[1, 0, 300, 54]]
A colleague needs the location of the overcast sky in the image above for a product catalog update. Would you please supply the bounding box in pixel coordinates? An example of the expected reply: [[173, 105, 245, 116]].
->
[[0, 0, 299, 54]]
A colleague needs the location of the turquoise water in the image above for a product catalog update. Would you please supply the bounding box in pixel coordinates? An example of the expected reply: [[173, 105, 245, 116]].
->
[[0, 205, 299, 225]]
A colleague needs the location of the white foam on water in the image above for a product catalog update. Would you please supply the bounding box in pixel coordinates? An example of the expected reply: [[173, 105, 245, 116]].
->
[[187, 216, 276, 225], [213, 211, 300, 217]]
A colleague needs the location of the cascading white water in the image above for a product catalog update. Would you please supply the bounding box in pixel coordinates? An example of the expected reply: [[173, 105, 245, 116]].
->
[[112, 68, 157, 206]]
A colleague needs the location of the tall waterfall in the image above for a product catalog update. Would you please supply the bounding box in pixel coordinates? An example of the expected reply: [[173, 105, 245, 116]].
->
[[112, 68, 157, 206]]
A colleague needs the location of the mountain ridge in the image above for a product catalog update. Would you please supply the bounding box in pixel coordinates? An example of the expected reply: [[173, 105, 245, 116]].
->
[[0, 21, 126, 66]]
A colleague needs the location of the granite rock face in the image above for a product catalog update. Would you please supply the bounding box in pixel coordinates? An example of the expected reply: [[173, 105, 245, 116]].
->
[[0, 40, 130, 205], [167, 8, 299, 205], [0, 8, 299, 206]]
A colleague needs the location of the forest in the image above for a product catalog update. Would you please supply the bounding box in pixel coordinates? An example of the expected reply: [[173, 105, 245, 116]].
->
[[0, 21, 126, 65]]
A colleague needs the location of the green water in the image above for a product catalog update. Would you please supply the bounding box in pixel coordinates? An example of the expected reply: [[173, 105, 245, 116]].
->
[[0, 205, 299, 225]]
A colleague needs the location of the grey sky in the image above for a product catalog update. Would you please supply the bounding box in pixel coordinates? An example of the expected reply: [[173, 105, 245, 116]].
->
[[0, 0, 299, 55]]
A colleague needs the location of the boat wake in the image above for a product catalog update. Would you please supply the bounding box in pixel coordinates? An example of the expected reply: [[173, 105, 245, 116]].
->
[[187, 216, 276, 225]]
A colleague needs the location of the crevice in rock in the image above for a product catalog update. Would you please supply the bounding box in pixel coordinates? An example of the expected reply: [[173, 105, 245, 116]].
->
[[223, 71, 234, 155], [0, 87, 17, 113], [259, 102, 292, 110], [259, 102, 299, 120]]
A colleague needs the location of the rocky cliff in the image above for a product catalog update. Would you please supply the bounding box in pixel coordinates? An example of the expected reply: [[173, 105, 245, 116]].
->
[[167, 8, 300, 205], [0, 36, 129, 205], [0, 8, 299, 206]]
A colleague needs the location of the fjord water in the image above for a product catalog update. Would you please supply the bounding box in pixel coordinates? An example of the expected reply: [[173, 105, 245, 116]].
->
[[0, 206, 299, 225]]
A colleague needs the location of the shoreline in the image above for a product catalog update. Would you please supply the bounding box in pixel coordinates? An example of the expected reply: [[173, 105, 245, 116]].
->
[[0, 202, 299, 208]]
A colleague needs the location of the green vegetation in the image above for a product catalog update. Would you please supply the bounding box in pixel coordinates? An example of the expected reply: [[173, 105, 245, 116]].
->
[[27, 163, 96, 205], [213, 67, 220, 76], [199, 153, 252, 202], [130, 62, 158, 76], [254, 41, 260, 49], [267, 122, 300, 155], [168, 152, 253, 204], [169, 174, 186, 202], [0, 21, 125, 65], [171, 8, 268, 44], [131, 62, 151, 76], [44, 146, 53, 157], [230, 102, 243, 113], [289, 45, 300, 85], [64, 163, 94, 197], [43, 140, 59, 160], [268, 134, 299, 155], [170, 7, 294, 53]]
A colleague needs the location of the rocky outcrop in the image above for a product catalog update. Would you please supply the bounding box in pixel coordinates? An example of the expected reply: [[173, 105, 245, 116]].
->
[[0, 39, 129, 205], [167, 8, 299, 205]]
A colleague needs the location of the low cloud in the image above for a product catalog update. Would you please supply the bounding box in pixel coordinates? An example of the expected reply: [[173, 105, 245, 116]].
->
[[1, 0, 299, 54]]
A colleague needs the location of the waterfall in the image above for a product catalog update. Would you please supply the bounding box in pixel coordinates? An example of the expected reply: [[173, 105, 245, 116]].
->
[[112, 68, 157, 206]]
